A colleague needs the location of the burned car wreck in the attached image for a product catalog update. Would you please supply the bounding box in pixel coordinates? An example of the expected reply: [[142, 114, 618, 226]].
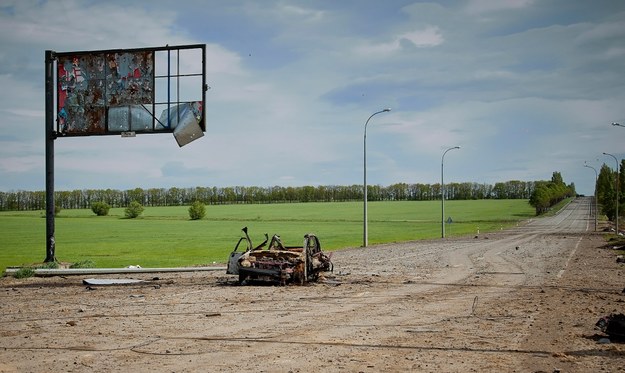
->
[[226, 227, 333, 285]]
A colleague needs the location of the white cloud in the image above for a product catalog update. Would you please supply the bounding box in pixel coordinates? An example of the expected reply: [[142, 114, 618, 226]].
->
[[575, 19, 625, 45], [355, 26, 444, 55], [0, 0, 183, 50], [280, 4, 325, 22], [465, 0, 534, 15], [0, 155, 40, 173], [399, 27, 445, 47]]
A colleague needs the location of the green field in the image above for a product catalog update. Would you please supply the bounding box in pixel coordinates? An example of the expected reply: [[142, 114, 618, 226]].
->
[[0, 200, 534, 272]]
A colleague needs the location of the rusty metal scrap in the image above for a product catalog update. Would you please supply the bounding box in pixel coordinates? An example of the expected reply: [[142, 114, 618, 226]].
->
[[226, 227, 333, 285]]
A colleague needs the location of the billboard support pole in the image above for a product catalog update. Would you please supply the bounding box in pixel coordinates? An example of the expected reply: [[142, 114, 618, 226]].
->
[[44, 50, 56, 263]]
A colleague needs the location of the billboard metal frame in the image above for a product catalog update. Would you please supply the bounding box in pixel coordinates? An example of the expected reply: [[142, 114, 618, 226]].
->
[[44, 44, 207, 262]]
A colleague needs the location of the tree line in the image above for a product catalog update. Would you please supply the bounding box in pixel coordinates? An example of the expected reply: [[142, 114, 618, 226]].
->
[[528, 172, 576, 215], [0, 180, 541, 211]]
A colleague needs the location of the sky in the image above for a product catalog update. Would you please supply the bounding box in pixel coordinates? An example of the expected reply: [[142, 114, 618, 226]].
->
[[0, 0, 624, 196]]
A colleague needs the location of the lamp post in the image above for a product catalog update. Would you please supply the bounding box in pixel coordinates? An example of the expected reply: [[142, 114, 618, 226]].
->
[[612, 122, 625, 128], [603, 152, 620, 234], [363, 108, 391, 247], [583, 163, 598, 231], [441, 146, 460, 238]]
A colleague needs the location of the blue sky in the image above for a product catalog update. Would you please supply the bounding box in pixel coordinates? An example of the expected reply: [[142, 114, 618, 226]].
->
[[0, 0, 624, 195]]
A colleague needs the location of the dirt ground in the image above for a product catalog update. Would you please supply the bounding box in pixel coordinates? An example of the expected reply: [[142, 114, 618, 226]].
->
[[1, 197, 624, 373]]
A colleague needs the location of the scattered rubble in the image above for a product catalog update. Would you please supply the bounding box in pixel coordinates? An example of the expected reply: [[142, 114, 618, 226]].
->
[[596, 313, 625, 340]]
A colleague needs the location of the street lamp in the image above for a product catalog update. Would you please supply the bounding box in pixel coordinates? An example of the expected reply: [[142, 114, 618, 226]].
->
[[441, 146, 460, 238], [363, 108, 391, 247], [603, 152, 620, 234], [583, 163, 598, 231], [612, 122, 625, 128]]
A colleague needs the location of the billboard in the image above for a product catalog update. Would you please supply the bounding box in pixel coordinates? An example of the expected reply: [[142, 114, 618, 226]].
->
[[54, 44, 206, 146]]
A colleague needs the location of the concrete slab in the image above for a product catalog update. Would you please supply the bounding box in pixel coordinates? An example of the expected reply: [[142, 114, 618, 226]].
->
[[4, 266, 226, 277]]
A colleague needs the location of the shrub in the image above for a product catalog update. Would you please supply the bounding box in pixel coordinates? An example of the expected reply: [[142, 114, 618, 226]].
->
[[188, 201, 206, 220], [91, 201, 111, 216], [13, 267, 35, 279], [11, 261, 58, 279], [124, 201, 144, 219], [54, 205, 61, 216], [37, 261, 58, 269], [70, 260, 96, 269]]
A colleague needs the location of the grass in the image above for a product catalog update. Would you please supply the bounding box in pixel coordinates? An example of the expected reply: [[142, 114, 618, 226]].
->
[[0, 200, 535, 273], [9, 260, 58, 279]]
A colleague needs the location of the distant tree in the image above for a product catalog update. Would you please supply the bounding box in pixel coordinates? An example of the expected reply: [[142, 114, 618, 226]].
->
[[91, 201, 111, 216], [126, 188, 145, 205], [528, 171, 575, 215], [124, 201, 144, 219], [551, 171, 564, 186], [188, 201, 206, 220], [597, 163, 616, 221], [529, 183, 551, 215]]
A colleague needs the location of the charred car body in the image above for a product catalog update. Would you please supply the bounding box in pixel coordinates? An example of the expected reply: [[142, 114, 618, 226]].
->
[[226, 227, 333, 285]]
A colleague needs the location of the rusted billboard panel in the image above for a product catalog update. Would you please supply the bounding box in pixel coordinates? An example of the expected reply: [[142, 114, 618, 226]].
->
[[57, 51, 154, 135], [54, 44, 206, 140]]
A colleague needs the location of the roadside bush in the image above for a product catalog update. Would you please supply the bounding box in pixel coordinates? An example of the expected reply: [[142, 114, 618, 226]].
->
[[70, 260, 96, 269], [91, 201, 111, 216], [37, 262, 58, 269], [13, 268, 35, 279], [124, 201, 144, 219], [188, 201, 206, 220], [11, 262, 58, 279], [54, 205, 61, 216]]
